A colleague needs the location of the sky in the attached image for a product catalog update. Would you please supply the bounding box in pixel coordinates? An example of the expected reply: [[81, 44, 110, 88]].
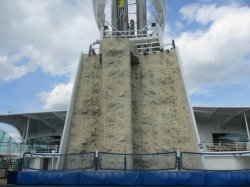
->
[[0, 0, 250, 115]]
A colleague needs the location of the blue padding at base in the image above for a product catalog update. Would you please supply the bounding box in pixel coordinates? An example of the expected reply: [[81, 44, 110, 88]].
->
[[141, 171, 206, 185], [206, 171, 250, 186], [79, 171, 142, 185], [17, 171, 79, 185], [17, 170, 250, 186]]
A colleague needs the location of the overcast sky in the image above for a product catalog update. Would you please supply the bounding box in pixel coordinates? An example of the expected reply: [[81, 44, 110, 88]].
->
[[0, 0, 250, 114]]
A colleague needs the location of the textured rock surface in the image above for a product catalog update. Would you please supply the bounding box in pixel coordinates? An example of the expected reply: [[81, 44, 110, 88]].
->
[[63, 39, 198, 169], [64, 54, 102, 169], [101, 39, 133, 154], [131, 50, 197, 153]]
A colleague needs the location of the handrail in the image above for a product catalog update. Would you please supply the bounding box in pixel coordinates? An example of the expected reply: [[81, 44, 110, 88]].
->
[[201, 142, 250, 152], [0, 142, 60, 156], [23, 152, 95, 170], [133, 41, 160, 46], [103, 32, 158, 39], [98, 152, 177, 171], [17, 150, 250, 171], [181, 151, 250, 171]]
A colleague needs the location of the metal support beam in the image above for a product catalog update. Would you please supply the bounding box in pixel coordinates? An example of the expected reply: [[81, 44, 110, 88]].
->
[[136, 0, 147, 32], [205, 108, 217, 121], [23, 114, 55, 130], [52, 112, 65, 123], [0, 131, 6, 142], [222, 109, 248, 127], [23, 118, 30, 152], [244, 112, 250, 142]]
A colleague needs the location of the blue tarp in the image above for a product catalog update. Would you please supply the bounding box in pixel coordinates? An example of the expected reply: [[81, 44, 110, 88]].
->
[[16, 170, 250, 186]]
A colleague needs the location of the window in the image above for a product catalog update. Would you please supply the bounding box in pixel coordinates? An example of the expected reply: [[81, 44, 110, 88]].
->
[[212, 133, 248, 144]]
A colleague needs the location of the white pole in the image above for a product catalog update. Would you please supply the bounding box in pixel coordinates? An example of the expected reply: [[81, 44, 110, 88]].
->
[[24, 118, 30, 153], [244, 112, 250, 142]]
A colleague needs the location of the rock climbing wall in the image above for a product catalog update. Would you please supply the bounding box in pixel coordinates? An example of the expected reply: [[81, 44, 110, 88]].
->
[[131, 50, 197, 153], [63, 39, 133, 169], [101, 39, 133, 154], [131, 50, 198, 170], [62, 38, 198, 170], [64, 54, 102, 169]]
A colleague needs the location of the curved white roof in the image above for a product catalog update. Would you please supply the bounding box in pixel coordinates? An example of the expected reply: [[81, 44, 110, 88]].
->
[[193, 106, 250, 126], [0, 111, 66, 140], [0, 123, 23, 143]]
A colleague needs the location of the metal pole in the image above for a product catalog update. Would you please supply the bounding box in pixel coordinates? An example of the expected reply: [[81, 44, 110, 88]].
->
[[94, 150, 99, 171], [0, 131, 6, 142], [24, 118, 30, 153], [172, 40, 176, 49], [111, 0, 118, 32], [244, 112, 250, 142], [51, 153, 55, 170], [177, 150, 181, 171], [136, 0, 147, 33], [124, 155, 127, 171]]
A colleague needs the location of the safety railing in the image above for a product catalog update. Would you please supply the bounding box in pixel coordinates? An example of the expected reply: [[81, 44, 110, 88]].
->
[[20, 151, 250, 171], [135, 42, 174, 54], [98, 152, 177, 171], [22, 151, 177, 171], [89, 40, 175, 56], [102, 19, 159, 40], [0, 142, 12, 154], [0, 142, 60, 156], [0, 142, 23, 156], [103, 28, 159, 39], [25, 144, 60, 153], [202, 142, 250, 152], [0, 158, 21, 171], [23, 152, 95, 171], [181, 151, 250, 171]]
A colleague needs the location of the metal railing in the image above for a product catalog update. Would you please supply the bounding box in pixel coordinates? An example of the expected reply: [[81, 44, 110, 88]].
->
[[103, 28, 159, 39], [0, 142, 60, 157], [201, 142, 250, 152], [0, 142, 22, 156], [23, 152, 95, 171], [0, 158, 21, 171], [94, 19, 168, 55], [22, 151, 177, 171], [98, 152, 177, 171], [0, 142, 12, 154], [181, 151, 250, 171], [25, 144, 59, 153], [89, 39, 175, 56], [102, 19, 160, 40], [20, 150, 250, 171]]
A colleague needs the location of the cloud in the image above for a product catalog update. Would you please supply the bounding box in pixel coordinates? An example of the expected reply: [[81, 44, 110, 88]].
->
[[39, 82, 73, 111], [0, 55, 29, 82], [174, 3, 250, 95], [0, 0, 102, 111], [3, 1, 250, 111], [0, 0, 99, 82]]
